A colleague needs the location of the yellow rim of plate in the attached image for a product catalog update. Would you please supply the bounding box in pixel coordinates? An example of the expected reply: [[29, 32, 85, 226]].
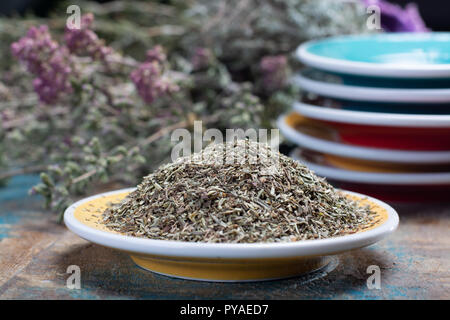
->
[[323, 154, 450, 173]]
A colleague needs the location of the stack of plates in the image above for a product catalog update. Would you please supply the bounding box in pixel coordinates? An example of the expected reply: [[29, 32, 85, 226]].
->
[[279, 33, 450, 202]]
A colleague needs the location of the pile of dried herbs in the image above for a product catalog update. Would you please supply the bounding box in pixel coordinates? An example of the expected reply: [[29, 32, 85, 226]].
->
[[103, 140, 377, 243]]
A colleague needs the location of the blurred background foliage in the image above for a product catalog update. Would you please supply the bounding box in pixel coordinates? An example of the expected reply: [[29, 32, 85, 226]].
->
[[0, 0, 369, 219]]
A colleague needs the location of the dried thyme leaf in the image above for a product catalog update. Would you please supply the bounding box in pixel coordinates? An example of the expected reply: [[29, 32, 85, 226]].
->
[[102, 140, 377, 243]]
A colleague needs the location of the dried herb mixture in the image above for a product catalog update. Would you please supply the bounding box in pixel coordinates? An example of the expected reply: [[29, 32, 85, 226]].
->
[[103, 140, 377, 243]]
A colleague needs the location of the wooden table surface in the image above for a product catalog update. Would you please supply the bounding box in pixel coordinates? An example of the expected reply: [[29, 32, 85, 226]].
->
[[0, 174, 449, 299]]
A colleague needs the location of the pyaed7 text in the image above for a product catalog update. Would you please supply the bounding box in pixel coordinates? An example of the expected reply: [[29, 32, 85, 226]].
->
[[224, 304, 268, 315]]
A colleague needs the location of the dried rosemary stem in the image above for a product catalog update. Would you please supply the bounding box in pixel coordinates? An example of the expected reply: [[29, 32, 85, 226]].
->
[[103, 140, 377, 243]]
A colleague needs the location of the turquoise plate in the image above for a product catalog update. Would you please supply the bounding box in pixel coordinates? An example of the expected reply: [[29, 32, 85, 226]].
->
[[296, 33, 450, 79], [327, 72, 450, 89]]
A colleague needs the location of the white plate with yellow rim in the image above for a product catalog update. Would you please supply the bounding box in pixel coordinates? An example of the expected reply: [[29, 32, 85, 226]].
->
[[291, 149, 450, 185], [64, 188, 399, 282]]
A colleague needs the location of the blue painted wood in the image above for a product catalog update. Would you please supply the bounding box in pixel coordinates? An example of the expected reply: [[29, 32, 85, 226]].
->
[[0, 175, 448, 299]]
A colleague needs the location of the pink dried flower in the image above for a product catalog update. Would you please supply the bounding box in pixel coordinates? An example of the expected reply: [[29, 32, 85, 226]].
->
[[32, 48, 73, 104], [130, 60, 178, 104], [260, 55, 288, 91], [191, 47, 212, 70], [64, 13, 112, 60], [146, 45, 166, 63], [1, 109, 13, 122], [11, 25, 72, 103], [11, 25, 58, 74]]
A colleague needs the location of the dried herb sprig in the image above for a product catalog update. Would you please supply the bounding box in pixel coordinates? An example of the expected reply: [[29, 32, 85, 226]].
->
[[103, 140, 377, 243]]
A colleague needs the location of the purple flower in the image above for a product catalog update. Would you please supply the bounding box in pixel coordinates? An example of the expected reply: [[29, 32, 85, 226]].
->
[[131, 45, 178, 104], [146, 45, 166, 63], [260, 55, 288, 91], [130, 61, 178, 104], [11, 25, 72, 103], [362, 0, 428, 32], [11, 25, 58, 74], [1, 109, 13, 122], [191, 47, 212, 70], [64, 13, 112, 60], [32, 48, 73, 104]]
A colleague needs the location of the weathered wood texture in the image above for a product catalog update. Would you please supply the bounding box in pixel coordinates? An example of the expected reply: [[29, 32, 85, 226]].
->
[[0, 175, 449, 299]]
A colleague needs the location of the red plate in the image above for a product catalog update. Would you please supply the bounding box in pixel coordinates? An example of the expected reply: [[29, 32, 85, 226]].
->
[[321, 121, 450, 151], [330, 181, 450, 203], [292, 100, 450, 151]]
